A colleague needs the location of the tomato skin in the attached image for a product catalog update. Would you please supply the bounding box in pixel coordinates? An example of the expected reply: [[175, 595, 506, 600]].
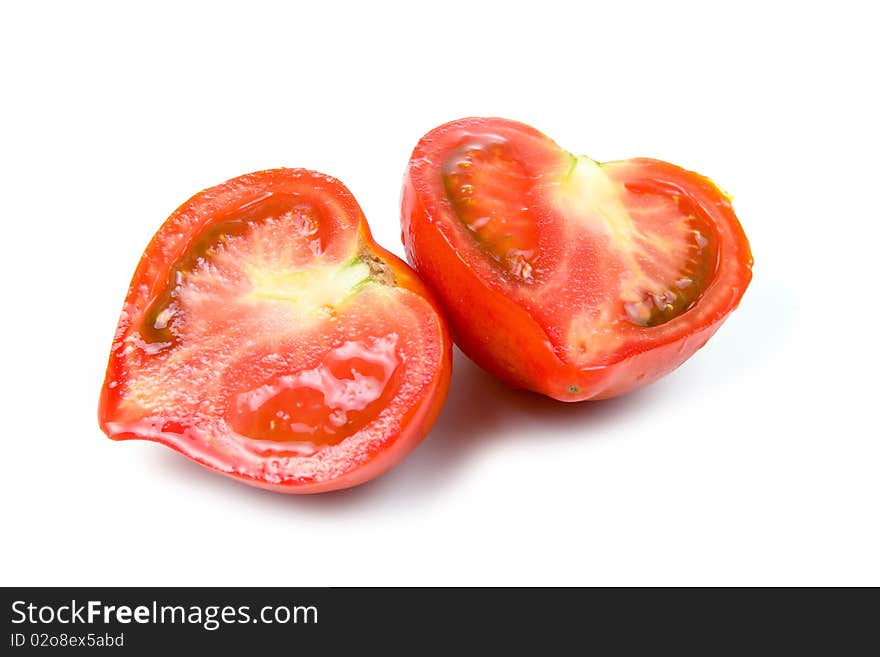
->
[[100, 169, 451, 493], [402, 118, 752, 401]]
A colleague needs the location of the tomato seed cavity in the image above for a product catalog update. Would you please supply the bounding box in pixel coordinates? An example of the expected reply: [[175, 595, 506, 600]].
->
[[443, 140, 540, 283], [227, 335, 402, 455]]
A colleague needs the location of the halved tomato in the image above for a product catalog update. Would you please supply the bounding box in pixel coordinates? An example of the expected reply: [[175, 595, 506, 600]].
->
[[100, 169, 451, 493], [402, 118, 752, 401]]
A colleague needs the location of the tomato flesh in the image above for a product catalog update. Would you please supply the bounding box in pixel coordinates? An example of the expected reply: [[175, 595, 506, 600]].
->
[[100, 169, 451, 493], [226, 335, 403, 454], [402, 118, 752, 400], [443, 139, 540, 282], [614, 180, 718, 327]]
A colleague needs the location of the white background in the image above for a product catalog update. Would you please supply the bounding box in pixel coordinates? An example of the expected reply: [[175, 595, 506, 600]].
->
[[2, 1, 878, 586]]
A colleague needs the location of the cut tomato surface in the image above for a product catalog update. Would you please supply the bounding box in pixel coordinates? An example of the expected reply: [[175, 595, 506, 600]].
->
[[100, 169, 451, 493], [402, 118, 752, 401]]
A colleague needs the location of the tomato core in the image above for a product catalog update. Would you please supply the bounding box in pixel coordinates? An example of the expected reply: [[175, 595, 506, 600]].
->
[[136, 193, 372, 354]]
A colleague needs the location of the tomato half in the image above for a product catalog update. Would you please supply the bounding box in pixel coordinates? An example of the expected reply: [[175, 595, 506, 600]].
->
[[401, 118, 752, 401], [99, 169, 451, 493]]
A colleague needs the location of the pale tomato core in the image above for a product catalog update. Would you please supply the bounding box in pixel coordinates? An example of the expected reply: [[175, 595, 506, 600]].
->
[[142, 194, 342, 346]]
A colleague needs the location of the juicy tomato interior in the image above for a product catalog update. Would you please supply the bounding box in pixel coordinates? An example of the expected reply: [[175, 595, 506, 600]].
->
[[613, 180, 718, 327], [141, 194, 342, 347], [103, 176, 446, 488], [440, 137, 720, 365], [224, 332, 405, 455]]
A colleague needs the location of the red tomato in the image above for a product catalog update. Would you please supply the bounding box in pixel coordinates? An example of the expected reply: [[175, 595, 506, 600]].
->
[[99, 169, 451, 493], [402, 118, 752, 401]]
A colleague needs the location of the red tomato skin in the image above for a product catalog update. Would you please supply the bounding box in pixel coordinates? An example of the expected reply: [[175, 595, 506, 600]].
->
[[402, 118, 752, 401], [100, 169, 452, 493]]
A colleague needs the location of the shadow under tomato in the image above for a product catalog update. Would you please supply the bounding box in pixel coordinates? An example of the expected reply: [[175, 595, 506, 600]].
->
[[379, 349, 659, 493], [149, 347, 660, 510]]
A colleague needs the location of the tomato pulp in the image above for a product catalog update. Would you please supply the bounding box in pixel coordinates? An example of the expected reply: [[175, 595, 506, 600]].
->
[[402, 118, 752, 401], [100, 169, 451, 493]]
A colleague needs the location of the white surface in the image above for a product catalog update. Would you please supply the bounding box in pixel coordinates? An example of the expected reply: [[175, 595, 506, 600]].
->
[[1, 1, 878, 586]]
